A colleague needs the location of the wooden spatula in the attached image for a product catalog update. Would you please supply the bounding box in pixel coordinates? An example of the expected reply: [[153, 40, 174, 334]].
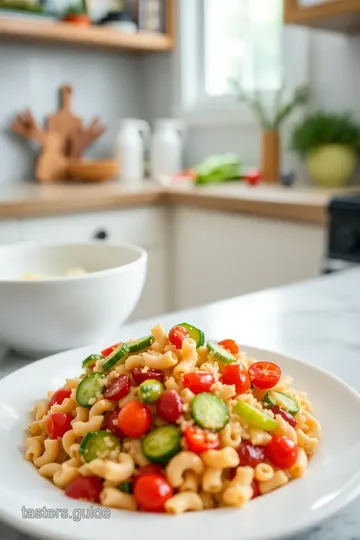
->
[[47, 85, 82, 157]]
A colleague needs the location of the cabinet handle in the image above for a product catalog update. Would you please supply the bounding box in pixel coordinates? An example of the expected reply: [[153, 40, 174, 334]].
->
[[93, 229, 108, 240]]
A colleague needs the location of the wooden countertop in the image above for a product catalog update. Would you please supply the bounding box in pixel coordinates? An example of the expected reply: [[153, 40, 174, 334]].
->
[[0, 181, 353, 225]]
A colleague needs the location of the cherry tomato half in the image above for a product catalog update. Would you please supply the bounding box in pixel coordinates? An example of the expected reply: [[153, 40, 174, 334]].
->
[[101, 342, 120, 358], [183, 426, 220, 454], [183, 372, 214, 394], [245, 170, 262, 186], [221, 364, 250, 394], [117, 401, 152, 438], [46, 413, 73, 439], [251, 479, 260, 499], [265, 436, 298, 469], [49, 388, 72, 407], [169, 325, 189, 349], [65, 476, 103, 502], [135, 464, 164, 480], [218, 339, 239, 355], [105, 408, 124, 439], [132, 367, 165, 386], [237, 440, 265, 468], [134, 473, 173, 512], [156, 390, 182, 423], [104, 374, 131, 401], [270, 406, 297, 428], [248, 362, 281, 390]]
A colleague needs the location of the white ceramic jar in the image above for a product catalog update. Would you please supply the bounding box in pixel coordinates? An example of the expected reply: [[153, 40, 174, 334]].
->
[[116, 119, 150, 184], [151, 119, 185, 180]]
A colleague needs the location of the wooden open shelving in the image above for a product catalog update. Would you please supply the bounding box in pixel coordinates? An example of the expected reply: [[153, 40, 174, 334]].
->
[[284, 0, 360, 33], [0, 17, 173, 52]]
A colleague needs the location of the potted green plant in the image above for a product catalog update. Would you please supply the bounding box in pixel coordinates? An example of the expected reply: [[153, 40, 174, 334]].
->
[[291, 112, 360, 187], [232, 83, 310, 183], [63, 1, 90, 25]]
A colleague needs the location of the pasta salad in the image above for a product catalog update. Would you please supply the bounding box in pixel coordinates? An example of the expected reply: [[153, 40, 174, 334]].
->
[[25, 323, 321, 514]]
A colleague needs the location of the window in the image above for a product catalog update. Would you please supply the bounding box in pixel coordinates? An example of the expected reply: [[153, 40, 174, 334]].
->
[[204, 0, 283, 97], [178, 0, 309, 124]]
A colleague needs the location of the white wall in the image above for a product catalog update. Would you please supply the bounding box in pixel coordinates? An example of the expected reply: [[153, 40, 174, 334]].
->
[[0, 43, 145, 184], [309, 32, 360, 119]]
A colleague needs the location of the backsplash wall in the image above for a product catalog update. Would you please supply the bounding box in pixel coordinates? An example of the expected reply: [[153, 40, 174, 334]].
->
[[0, 43, 144, 184]]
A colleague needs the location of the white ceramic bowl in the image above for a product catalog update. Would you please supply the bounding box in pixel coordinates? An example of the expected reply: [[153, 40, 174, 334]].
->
[[0, 242, 147, 357]]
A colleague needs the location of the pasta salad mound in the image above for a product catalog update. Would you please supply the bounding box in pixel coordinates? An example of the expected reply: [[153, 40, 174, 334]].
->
[[25, 323, 321, 514]]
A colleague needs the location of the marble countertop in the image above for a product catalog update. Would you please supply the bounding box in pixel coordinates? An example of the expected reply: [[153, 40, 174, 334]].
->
[[1, 268, 360, 539]]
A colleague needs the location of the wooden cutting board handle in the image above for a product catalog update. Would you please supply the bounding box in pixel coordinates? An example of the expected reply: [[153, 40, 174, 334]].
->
[[60, 85, 72, 111]]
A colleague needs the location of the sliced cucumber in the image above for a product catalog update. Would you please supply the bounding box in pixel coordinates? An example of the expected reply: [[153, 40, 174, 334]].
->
[[79, 431, 120, 462], [128, 335, 153, 353], [102, 343, 130, 371], [76, 372, 105, 407], [190, 392, 229, 431], [118, 481, 133, 494], [207, 341, 236, 364], [138, 379, 164, 404], [234, 400, 277, 431], [179, 323, 205, 347], [82, 354, 103, 370], [264, 391, 300, 416], [142, 425, 181, 464]]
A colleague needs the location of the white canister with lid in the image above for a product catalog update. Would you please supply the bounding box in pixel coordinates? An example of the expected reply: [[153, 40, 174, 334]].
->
[[151, 119, 185, 180], [116, 119, 150, 184]]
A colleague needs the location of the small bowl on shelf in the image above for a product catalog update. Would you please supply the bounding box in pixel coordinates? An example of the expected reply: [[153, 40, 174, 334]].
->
[[67, 159, 119, 183]]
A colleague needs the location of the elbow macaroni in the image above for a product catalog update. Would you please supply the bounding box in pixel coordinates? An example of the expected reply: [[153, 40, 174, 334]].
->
[[100, 487, 137, 510], [165, 492, 203, 514], [202, 467, 223, 493], [89, 399, 115, 419], [72, 415, 104, 436], [289, 447, 308, 479], [33, 439, 60, 468], [25, 324, 321, 514], [86, 454, 135, 483], [166, 452, 204, 488], [173, 338, 197, 376], [201, 448, 239, 469]]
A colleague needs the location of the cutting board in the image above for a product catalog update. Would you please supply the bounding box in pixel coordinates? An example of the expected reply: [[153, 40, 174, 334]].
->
[[12, 85, 107, 183], [47, 85, 82, 157]]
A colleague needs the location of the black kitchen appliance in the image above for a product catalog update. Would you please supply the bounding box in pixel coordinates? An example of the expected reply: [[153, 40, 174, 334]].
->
[[324, 193, 360, 273]]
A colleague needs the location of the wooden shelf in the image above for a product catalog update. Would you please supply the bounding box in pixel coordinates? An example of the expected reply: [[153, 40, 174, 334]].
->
[[284, 0, 360, 33], [0, 17, 174, 52]]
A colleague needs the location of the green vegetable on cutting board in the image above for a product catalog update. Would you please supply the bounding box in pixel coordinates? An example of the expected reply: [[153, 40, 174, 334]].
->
[[194, 153, 242, 185]]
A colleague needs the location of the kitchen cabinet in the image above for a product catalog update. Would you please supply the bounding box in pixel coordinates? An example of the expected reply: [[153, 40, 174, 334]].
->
[[18, 207, 170, 320], [18, 207, 167, 249], [0, 0, 175, 53], [284, 0, 360, 32], [0, 201, 328, 321], [172, 207, 326, 310], [0, 220, 20, 244]]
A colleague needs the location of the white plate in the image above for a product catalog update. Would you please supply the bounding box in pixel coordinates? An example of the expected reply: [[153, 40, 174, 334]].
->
[[1, 345, 360, 540]]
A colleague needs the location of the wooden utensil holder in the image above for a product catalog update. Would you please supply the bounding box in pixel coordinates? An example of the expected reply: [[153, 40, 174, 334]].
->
[[261, 130, 280, 184]]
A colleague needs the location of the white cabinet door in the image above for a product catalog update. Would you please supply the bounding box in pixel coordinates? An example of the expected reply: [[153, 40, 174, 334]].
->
[[173, 207, 326, 309], [129, 246, 169, 322], [0, 220, 20, 244], [19, 207, 167, 249]]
